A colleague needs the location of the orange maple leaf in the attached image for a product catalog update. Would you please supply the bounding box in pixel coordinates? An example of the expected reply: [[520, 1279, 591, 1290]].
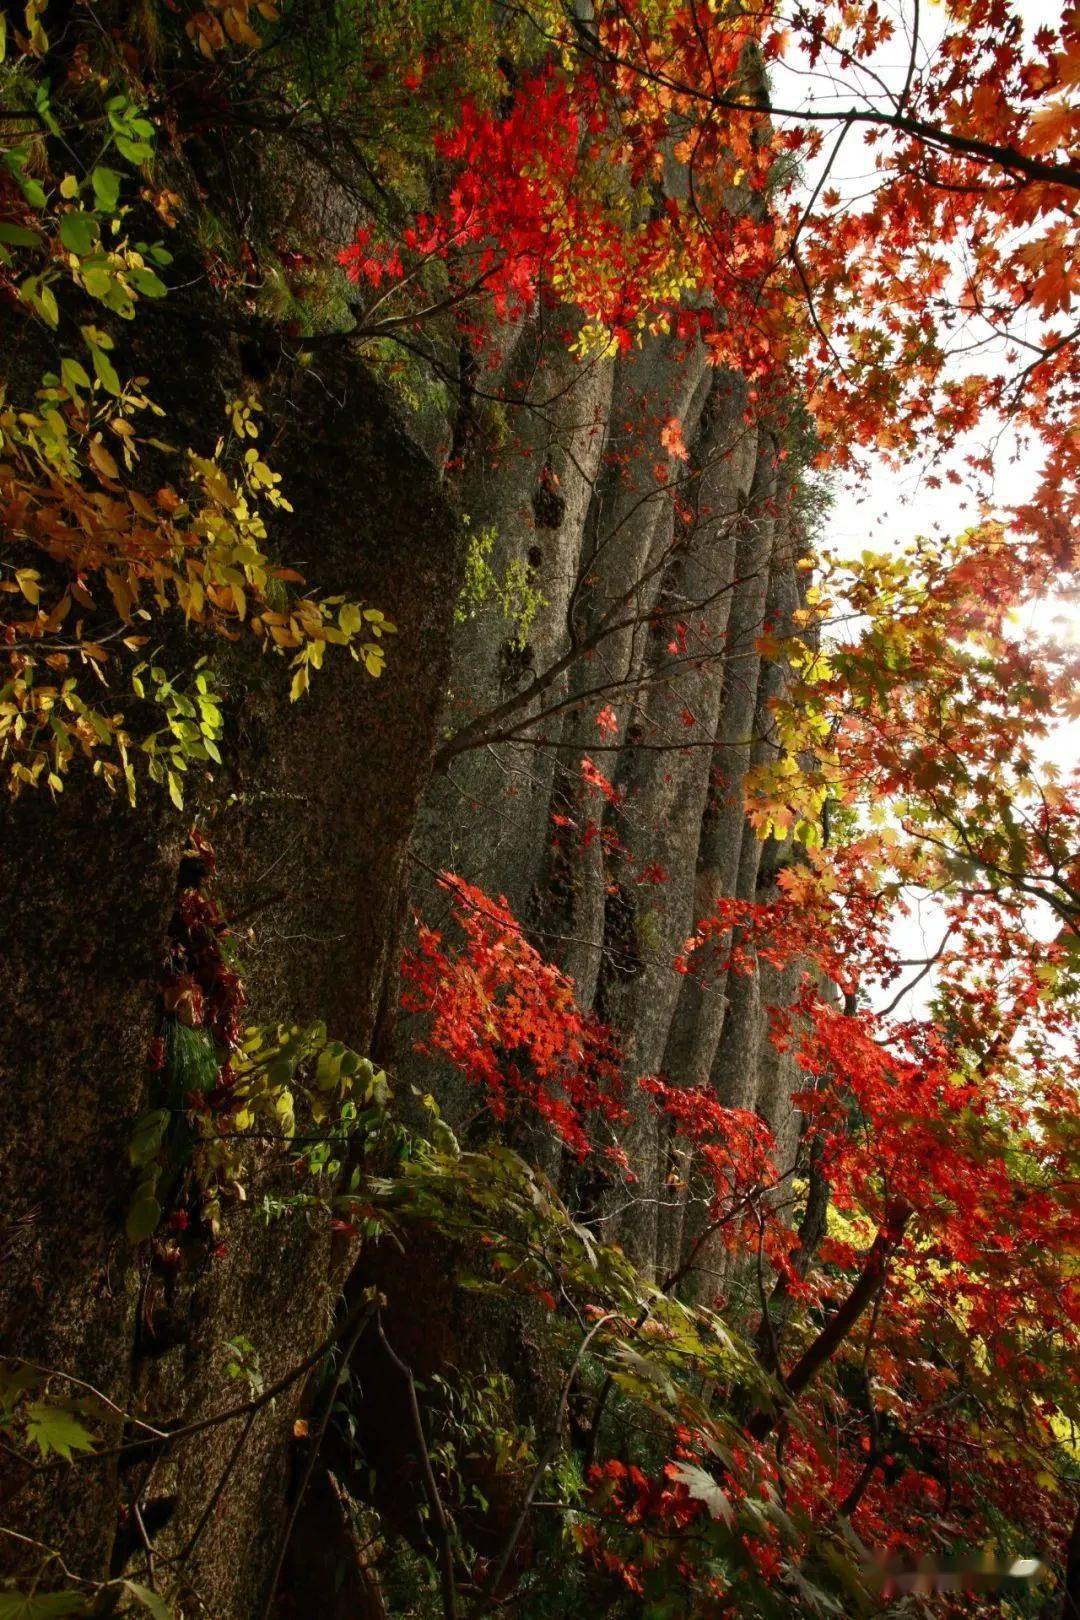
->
[[660, 416, 690, 461]]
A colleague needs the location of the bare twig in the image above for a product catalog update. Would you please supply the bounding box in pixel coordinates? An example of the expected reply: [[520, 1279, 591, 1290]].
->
[[479, 1313, 616, 1611], [375, 1313, 460, 1620], [259, 1301, 377, 1620]]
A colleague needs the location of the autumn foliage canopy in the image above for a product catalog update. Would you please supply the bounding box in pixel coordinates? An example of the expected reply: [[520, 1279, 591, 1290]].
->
[[1, 0, 1078, 1615]]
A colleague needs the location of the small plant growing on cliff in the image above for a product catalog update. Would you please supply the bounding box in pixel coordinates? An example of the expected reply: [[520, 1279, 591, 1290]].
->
[[455, 519, 545, 651], [0, 13, 393, 804], [126, 830, 388, 1246]]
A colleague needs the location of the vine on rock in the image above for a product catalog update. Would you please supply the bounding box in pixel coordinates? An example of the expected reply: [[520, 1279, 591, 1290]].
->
[[1, 12, 393, 803], [128, 828, 387, 1250]]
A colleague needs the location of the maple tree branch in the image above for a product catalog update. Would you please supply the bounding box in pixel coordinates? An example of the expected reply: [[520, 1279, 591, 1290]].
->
[[433, 567, 760, 768], [877, 925, 955, 1017], [13, 1295, 380, 1484], [791, 247, 852, 380], [1062, 1499, 1080, 1620], [753, 1210, 782, 1377], [841, 1438, 880, 1522], [754, 1135, 830, 1372], [1006, 322, 1080, 405], [580, 1199, 763, 1472], [569, 25, 1080, 192], [176, 1410, 257, 1567], [787, 116, 854, 261], [748, 1199, 913, 1440], [899, 0, 921, 115]]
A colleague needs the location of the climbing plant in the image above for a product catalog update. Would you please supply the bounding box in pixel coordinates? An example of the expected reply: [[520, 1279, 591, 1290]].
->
[[0, 6, 393, 804]]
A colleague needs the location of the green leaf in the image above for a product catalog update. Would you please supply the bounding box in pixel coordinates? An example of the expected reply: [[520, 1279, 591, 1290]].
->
[[59, 212, 97, 256], [81, 264, 113, 301], [266, 1057, 296, 1089], [122, 1582, 173, 1620], [14, 169, 47, 209], [0, 224, 42, 249], [126, 1190, 162, 1243], [115, 135, 154, 164], [24, 1402, 96, 1462], [85, 708, 113, 745], [130, 266, 167, 298], [38, 282, 58, 327], [21, 276, 58, 326], [88, 342, 121, 397], [0, 1593, 89, 1619], [129, 1109, 170, 1167], [60, 358, 92, 394], [32, 84, 59, 137], [91, 166, 122, 213]]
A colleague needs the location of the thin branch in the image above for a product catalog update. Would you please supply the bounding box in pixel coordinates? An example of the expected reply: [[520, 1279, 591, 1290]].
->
[[376, 1313, 460, 1620], [259, 1301, 377, 1620], [748, 1198, 913, 1440], [479, 1313, 616, 1610]]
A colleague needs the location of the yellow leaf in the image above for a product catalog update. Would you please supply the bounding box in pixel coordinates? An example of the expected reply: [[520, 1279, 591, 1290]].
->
[[89, 438, 119, 481], [15, 568, 40, 605], [107, 572, 136, 621]]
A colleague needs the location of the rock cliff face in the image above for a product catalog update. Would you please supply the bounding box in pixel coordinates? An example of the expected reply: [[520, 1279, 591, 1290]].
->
[[0, 24, 810, 1605], [402, 318, 811, 1285], [0, 346, 464, 1617], [1, 305, 808, 1612]]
